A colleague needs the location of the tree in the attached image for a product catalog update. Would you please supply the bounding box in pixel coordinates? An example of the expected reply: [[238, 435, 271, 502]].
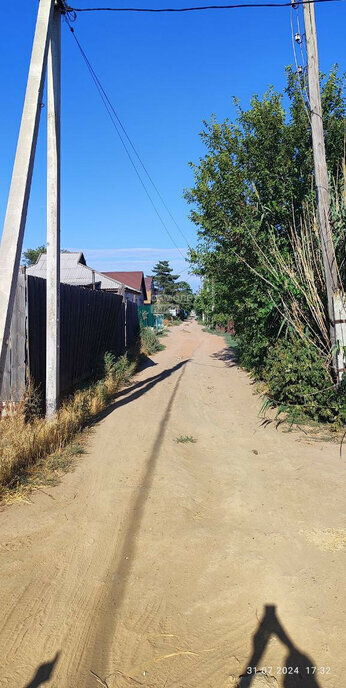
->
[[185, 68, 345, 421], [152, 260, 179, 298], [22, 244, 46, 266], [151, 261, 195, 315], [174, 280, 194, 311]]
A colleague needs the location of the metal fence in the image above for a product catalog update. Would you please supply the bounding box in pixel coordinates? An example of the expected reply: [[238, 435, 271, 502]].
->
[[126, 300, 140, 348], [138, 305, 164, 332], [1, 269, 27, 403], [138, 304, 155, 328], [1, 272, 139, 403]]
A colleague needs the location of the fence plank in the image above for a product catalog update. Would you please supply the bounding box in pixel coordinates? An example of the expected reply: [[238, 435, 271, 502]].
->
[[1, 276, 131, 404], [0, 270, 26, 402], [28, 277, 126, 400]]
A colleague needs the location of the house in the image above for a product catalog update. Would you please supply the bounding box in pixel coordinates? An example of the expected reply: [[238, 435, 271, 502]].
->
[[102, 271, 147, 305], [26, 252, 142, 302], [144, 276, 154, 305]]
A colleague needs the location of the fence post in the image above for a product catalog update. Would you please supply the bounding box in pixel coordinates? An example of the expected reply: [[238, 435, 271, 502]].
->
[[334, 291, 346, 383], [124, 298, 128, 349]]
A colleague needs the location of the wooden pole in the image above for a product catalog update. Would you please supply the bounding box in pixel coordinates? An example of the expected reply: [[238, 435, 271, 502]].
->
[[46, 4, 61, 417], [302, 0, 343, 378], [0, 0, 55, 395]]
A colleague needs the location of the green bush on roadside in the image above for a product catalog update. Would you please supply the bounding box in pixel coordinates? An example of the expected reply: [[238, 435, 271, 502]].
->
[[263, 337, 346, 425], [140, 327, 165, 356]]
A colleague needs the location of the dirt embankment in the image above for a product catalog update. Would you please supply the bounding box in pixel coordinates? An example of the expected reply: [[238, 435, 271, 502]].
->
[[0, 320, 344, 688]]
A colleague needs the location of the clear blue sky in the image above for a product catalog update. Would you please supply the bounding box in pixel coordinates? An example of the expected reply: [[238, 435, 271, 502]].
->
[[0, 1, 344, 288]]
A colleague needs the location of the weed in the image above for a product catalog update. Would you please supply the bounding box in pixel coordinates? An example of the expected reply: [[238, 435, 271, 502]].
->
[[69, 443, 85, 456], [175, 435, 197, 444], [0, 351, 137, 496], [1, 443, 86, 504], [140, 327, 165, 356]]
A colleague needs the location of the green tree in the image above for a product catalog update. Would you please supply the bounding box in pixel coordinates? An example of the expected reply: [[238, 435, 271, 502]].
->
[[152, 260, 179, 298], [185, 67, 345, 420], [174, 280, 194, 312], [22, 245, 46, 266]]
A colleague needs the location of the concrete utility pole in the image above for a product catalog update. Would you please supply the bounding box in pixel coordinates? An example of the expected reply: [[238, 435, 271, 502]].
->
[[46, 4, 61, 417], [302, 0, 345, 381], [0, 0, 55, 395]]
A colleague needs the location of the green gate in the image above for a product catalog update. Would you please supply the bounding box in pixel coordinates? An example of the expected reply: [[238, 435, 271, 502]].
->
[[139, 306, 164, 332]]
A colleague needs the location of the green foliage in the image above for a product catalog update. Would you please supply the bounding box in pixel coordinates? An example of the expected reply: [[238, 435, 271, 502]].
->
[[104, 352, 134, 385], [187, 67, 345, 423], [152, 260, 179, 296], [22, 245, 71, 267], [103, 351, 117, 378], [174, 280, 194, 312], [194, 279, 232, 329], [212, 313, 229, 328], [175, 435, 197, 444], [140, 327, 165, 356], [263, 338, 346, 425], [152, 260, 194, 314], [22, 245, 46, 266]]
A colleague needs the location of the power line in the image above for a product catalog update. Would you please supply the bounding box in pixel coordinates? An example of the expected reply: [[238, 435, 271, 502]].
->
[[64, 16, 188, 259], [70, 0, 342, 13], [290, 7, 311, 119]]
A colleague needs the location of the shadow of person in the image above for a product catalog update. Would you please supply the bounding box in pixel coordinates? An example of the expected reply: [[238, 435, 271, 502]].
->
[[23, 651, 60, 688], [240, 605, 321, 688]]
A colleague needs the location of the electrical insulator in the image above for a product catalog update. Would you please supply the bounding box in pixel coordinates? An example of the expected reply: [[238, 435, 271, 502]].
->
[[291, 0, 298, 8], [297, 65, 303, 74], [295, 33, 302, 43]]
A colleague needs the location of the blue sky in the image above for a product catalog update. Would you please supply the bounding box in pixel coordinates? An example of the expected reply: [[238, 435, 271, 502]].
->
[[0, 1, 345, 290]]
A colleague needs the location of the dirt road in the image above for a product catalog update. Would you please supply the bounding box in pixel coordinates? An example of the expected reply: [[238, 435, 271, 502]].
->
[[0, 321, 344, 688]]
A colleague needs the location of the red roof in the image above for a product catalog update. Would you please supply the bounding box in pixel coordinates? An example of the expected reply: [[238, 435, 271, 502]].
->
[[144, 276, 153, 291], [103, 271, 147, 298]]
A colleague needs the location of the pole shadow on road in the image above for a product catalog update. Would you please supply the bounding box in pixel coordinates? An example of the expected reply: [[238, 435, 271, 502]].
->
[[92, 359, 190, 423], [89, 361, 189, 684], [240, 604, 321, 687], [23, 651, 60, 688]]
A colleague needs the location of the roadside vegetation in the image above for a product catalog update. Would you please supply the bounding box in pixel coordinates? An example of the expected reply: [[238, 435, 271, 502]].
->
[[0, 326, 164, 497], [140, 325, 165, 356], [175, 435, 197, 443], [187, 67, 345, 426], [151, 259, 194, 320]]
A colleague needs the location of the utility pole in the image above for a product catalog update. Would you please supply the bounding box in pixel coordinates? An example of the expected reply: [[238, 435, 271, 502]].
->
[[0, 0, 55, 395], [46, 4, 61, 417], [302, 0, 345, 381]]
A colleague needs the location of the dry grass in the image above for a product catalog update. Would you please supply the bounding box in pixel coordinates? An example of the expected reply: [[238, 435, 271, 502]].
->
[[0, 442, 86, 506], [0, 353, 136, 497]]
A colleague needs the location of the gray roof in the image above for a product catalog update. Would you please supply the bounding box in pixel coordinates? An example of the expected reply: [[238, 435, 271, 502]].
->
[[26, 252, 140, 293]]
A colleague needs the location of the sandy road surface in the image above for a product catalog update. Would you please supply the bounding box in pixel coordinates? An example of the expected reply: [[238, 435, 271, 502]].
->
[[0, 321, 345, 688]]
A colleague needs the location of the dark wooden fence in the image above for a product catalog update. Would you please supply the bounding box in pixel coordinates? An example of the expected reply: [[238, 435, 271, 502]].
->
[[1, 273, 139, 404], [126, 301, 140, 348], [28, 276, 126, 397], [1, 269, 27, 403]]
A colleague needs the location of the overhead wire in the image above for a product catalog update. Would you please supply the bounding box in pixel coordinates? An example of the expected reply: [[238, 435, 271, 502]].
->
[[289, 6, 311, 120], [66, 14, 191, 248], [70, 0, 342, 12], [64, 14, 188, 260], [296, 11, 307, 69], [293, 3, 310, 102], [64, 0, 343, 282]]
